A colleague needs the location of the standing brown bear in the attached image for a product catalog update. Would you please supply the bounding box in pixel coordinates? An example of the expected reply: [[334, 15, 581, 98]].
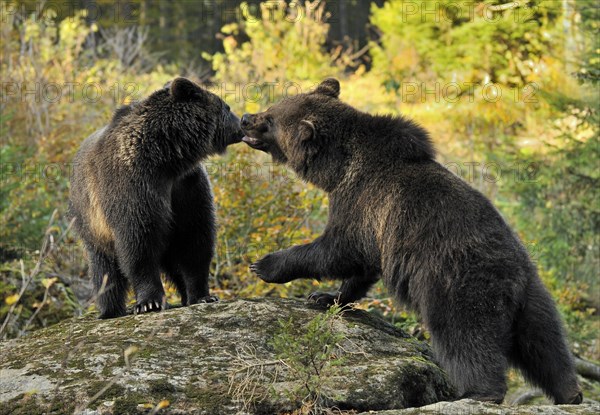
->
[[69, 78, 243, 318], [240, 78, 582, 405]]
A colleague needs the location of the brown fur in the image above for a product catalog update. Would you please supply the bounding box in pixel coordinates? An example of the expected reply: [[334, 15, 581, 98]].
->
[[69, 78, 243, 318], [240, 78, 582, 405]]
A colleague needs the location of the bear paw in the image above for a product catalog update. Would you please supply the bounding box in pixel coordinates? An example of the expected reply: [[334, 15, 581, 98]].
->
[[567, 391, 583, 405], [308, 291, 341, 307], [250, 254, 281, 283], [134, 299, 167, 315], [98, 309, 127, 320], [189, 295, 219, 304], [459, 392, 505, 404]]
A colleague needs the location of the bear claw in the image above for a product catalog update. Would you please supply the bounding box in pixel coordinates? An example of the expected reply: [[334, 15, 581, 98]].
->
[[308, 291, 340, 307], [134, 300, 166, 315], [191, 295, 219, 304], [567, 391, 583, 405], [250, 255, 283, 283], [249, 262, 264, 279]]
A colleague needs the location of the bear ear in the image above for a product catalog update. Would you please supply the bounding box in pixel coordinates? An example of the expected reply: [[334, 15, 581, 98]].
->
[[170, 77, 207, 102], [314, 78, 340, 99], [298, 120, 316, 142]]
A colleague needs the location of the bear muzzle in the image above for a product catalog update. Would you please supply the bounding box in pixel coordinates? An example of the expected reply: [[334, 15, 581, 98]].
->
[[227, 112, 245, 145], [242, 135, 268, 150]]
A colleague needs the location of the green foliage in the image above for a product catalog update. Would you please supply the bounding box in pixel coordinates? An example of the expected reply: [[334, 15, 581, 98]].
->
[[506, 134, 598, 300], [573, 0, 600, 84], [203, 0, 334, 299], [365, 0, 598, 355], [209, 147, 328, 299], [1, 0, 597, 365], [370, 0, 561, 86], [205, 0, 344, 113], [498, 0, 599, 347], [368, 0, 570, 155], [0, 10, 174, 251], [270, 304, 346, 413], [0, 9, 175, 335]]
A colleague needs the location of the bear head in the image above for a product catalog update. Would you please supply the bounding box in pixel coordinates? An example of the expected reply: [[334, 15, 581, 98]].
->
[[240, 78, 435, 191], [240, 78, 349, 190], [240, 78, 342, 161], [114, 77, 243, 173]]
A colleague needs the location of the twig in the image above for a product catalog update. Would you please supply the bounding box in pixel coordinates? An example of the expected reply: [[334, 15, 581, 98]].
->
[[0, 210, 59, 337], [575, 357, 600, 382], [22, 277, 53, 332], [227, 345, 283, 413], [488, 2, 521, 12], [512, 389, 544, 405]]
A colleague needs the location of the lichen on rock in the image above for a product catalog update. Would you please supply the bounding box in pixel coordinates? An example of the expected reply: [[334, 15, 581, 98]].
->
[[362, 398, 600, 415], [0, 298, 453, 414], [2, 298, 596, 415]]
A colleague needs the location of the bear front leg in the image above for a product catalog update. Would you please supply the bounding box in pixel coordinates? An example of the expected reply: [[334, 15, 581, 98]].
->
[[131, 265, 166, 314], [88, 247, 129, 319], [251, 236, 334, 284], [116, 239, 166, 315], [167, 168, 219, 306], [250, 249, 307, 284], [163, 236, 216, 306]]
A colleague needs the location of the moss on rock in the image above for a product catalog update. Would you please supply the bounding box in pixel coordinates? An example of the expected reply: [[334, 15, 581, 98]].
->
[[1, 298, 454, 414]]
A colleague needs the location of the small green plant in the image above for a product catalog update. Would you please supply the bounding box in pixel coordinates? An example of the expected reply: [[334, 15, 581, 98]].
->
[[270, 304, 346, 414], [227, 305, 347, 414]]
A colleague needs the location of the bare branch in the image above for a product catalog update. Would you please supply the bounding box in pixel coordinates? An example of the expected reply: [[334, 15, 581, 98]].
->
[[575, 357, 600, 382], [99, 26, 149, 70], [511, 389, 544, 405], [488, 2, 522, 12]]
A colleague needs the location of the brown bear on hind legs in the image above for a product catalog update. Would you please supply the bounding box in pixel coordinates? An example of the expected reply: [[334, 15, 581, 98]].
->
[[69, 78, 243, 318], [240, 78, 582, 405]]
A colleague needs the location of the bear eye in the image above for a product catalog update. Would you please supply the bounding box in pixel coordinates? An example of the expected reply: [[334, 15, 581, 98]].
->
[[266, 115, 274, 125]]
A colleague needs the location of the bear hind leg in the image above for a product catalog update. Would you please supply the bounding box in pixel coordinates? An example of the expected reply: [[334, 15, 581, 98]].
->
[[426, 297, 510, 403], [510, 279, 582, 404], [89, 248, 128, 319], [116, 239, 166, 315], [437, 336, 508, 403], [309, 274, 379, 307]]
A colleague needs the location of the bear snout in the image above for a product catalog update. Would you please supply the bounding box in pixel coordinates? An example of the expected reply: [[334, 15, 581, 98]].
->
[[227, 112, 245, 144], [241, 113, 254, 129]]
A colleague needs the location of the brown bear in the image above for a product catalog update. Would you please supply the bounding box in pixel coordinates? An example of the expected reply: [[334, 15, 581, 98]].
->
[[240, 78, 582, 405], [68, 78, 243, 318]]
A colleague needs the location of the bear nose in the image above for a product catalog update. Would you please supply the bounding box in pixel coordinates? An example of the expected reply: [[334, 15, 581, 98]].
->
[[241, 114, 252, 128]]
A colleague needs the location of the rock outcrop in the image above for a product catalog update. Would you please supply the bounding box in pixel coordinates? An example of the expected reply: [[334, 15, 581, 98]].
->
[[362, 399, 600, 415], [0, 298, 453, 414], [1, 298, 597, 415]]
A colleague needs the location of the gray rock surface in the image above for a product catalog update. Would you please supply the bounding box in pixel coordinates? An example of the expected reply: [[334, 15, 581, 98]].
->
[[2, 298, 597, 415], [360, 398, 600, 415], [0, 298, 453, 414]]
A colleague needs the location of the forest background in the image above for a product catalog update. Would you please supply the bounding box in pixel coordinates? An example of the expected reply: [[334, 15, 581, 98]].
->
[[0, 0, 598, 395]]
